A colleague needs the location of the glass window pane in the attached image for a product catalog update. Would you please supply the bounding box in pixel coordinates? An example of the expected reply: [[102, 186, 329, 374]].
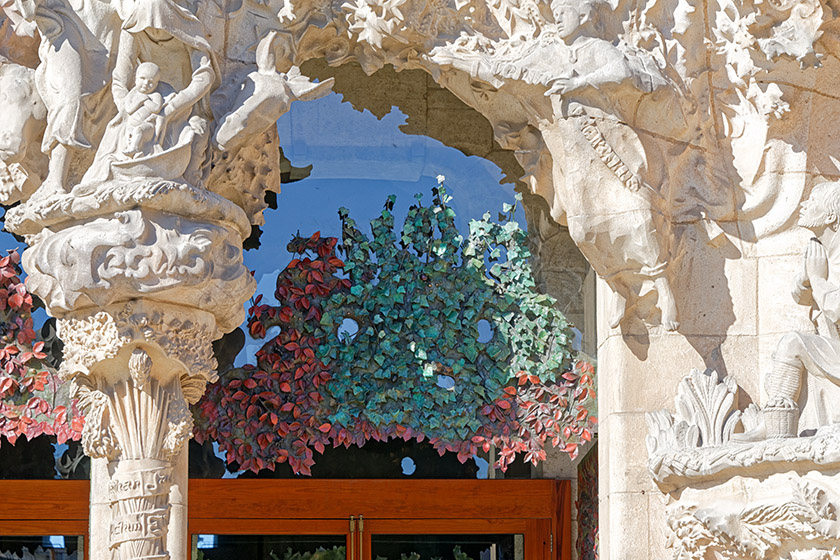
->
[[372, 534, 523, 560], [191, 535, 345, 560], [0, 536, 83, 559], [0, 437, 89, 480]]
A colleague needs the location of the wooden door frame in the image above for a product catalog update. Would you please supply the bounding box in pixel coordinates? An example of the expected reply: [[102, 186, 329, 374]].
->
[[189, 479, 569, 560], [0, 479, 572, 560]]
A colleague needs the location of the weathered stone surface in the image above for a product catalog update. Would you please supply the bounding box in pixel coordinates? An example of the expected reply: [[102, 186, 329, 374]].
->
[[5, 0, 840, 558]]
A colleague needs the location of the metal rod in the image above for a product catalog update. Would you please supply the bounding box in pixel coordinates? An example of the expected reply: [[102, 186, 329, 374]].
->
[[358, 514, 364, 560], [349, 515, 356, 560]]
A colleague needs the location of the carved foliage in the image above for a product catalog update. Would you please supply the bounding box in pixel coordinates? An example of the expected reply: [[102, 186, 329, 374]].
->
[[667, 481, 840, 560], [646, 369, 742, 457]]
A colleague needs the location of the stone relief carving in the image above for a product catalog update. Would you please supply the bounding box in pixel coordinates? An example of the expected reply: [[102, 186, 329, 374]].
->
[[57, 302, 218, 559], [752, 180, 840, 439], [646, 366, 840, 492], [646, 368, 743, 456], [2, 0, 119, 195], [207, 0, 837, 331], [22, 208, 252, 332], [648, 370, 840, 557], [0, 0, 834, 339], [0, 3, 338, 557], [667, 476, 840, 560], [0, 60, 47, 205], [213, 31, 334, 153], [4, 0, 840, 558], [649, 182, 840, 555]]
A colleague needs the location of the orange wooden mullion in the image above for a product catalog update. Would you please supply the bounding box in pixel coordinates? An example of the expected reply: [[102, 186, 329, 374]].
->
[[0, 480, 90, 521]]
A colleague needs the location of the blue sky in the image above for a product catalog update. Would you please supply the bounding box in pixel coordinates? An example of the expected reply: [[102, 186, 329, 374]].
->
[[0, 91, 519, 359]]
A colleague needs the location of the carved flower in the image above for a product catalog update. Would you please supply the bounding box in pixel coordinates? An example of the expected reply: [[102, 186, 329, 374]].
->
[[343, 0, 401, 48]]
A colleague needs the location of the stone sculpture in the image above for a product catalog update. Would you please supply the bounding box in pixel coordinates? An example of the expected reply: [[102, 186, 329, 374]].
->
[[0, 60, 46, 204], [3, 0, 118, 197], [647, 188, 840, 557], [647, 369, 840, 556], [0, 2, 332, 559], [2, 0, 840, 558], [758, 180, 840, 438]]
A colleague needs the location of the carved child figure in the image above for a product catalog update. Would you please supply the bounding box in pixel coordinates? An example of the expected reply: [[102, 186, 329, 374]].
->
[[120, 62, 164, 159]]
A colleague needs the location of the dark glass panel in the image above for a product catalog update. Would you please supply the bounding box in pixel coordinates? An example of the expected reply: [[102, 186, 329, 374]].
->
[[0, 536, 82, 559], [371, 534, 523, 560], [192, 535, 345, 560]]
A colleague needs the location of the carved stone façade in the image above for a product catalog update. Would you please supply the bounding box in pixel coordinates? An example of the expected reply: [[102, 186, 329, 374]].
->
[[2, 0, 840, 558]]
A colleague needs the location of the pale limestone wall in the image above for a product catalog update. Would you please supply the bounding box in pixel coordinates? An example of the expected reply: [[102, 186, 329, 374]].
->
[[599, 226, 818, 558]]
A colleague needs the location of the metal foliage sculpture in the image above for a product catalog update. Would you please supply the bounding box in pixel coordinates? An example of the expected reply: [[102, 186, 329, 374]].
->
[[0, 250, 82, 446], [195, 185, 597, 475]]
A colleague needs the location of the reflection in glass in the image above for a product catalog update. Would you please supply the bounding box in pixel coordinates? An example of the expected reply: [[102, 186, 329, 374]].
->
[[372, 534, 523, 560], [0, 536, 82, 559], [191, 535, 345, 560], [239, 91, 514, 370], [0, 436, 90, 480]]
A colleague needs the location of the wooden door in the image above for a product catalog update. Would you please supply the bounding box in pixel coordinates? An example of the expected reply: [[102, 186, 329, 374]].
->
[[188, 479, 570, 560], [0, 479, 571, 559]]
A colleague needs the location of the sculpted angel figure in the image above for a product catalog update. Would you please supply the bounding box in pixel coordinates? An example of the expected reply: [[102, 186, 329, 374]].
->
[[539, 0, 677, 330], [542, 0, 664, 95], [433, 0, 676, 329], [745, 181, 840, 439]]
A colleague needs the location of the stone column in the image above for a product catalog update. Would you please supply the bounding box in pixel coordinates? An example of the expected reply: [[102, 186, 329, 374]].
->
[[5, 191, 255, 559]]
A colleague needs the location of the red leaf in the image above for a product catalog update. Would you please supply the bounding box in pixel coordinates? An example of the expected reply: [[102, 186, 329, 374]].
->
[[318, 423, 331, 433], [7, 292, 22, 309]]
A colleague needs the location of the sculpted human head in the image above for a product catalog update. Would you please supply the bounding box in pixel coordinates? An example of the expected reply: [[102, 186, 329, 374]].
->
[[135, 62, 161, 94], [551, 0, 591, 39], [799, 181, 840, 231]]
